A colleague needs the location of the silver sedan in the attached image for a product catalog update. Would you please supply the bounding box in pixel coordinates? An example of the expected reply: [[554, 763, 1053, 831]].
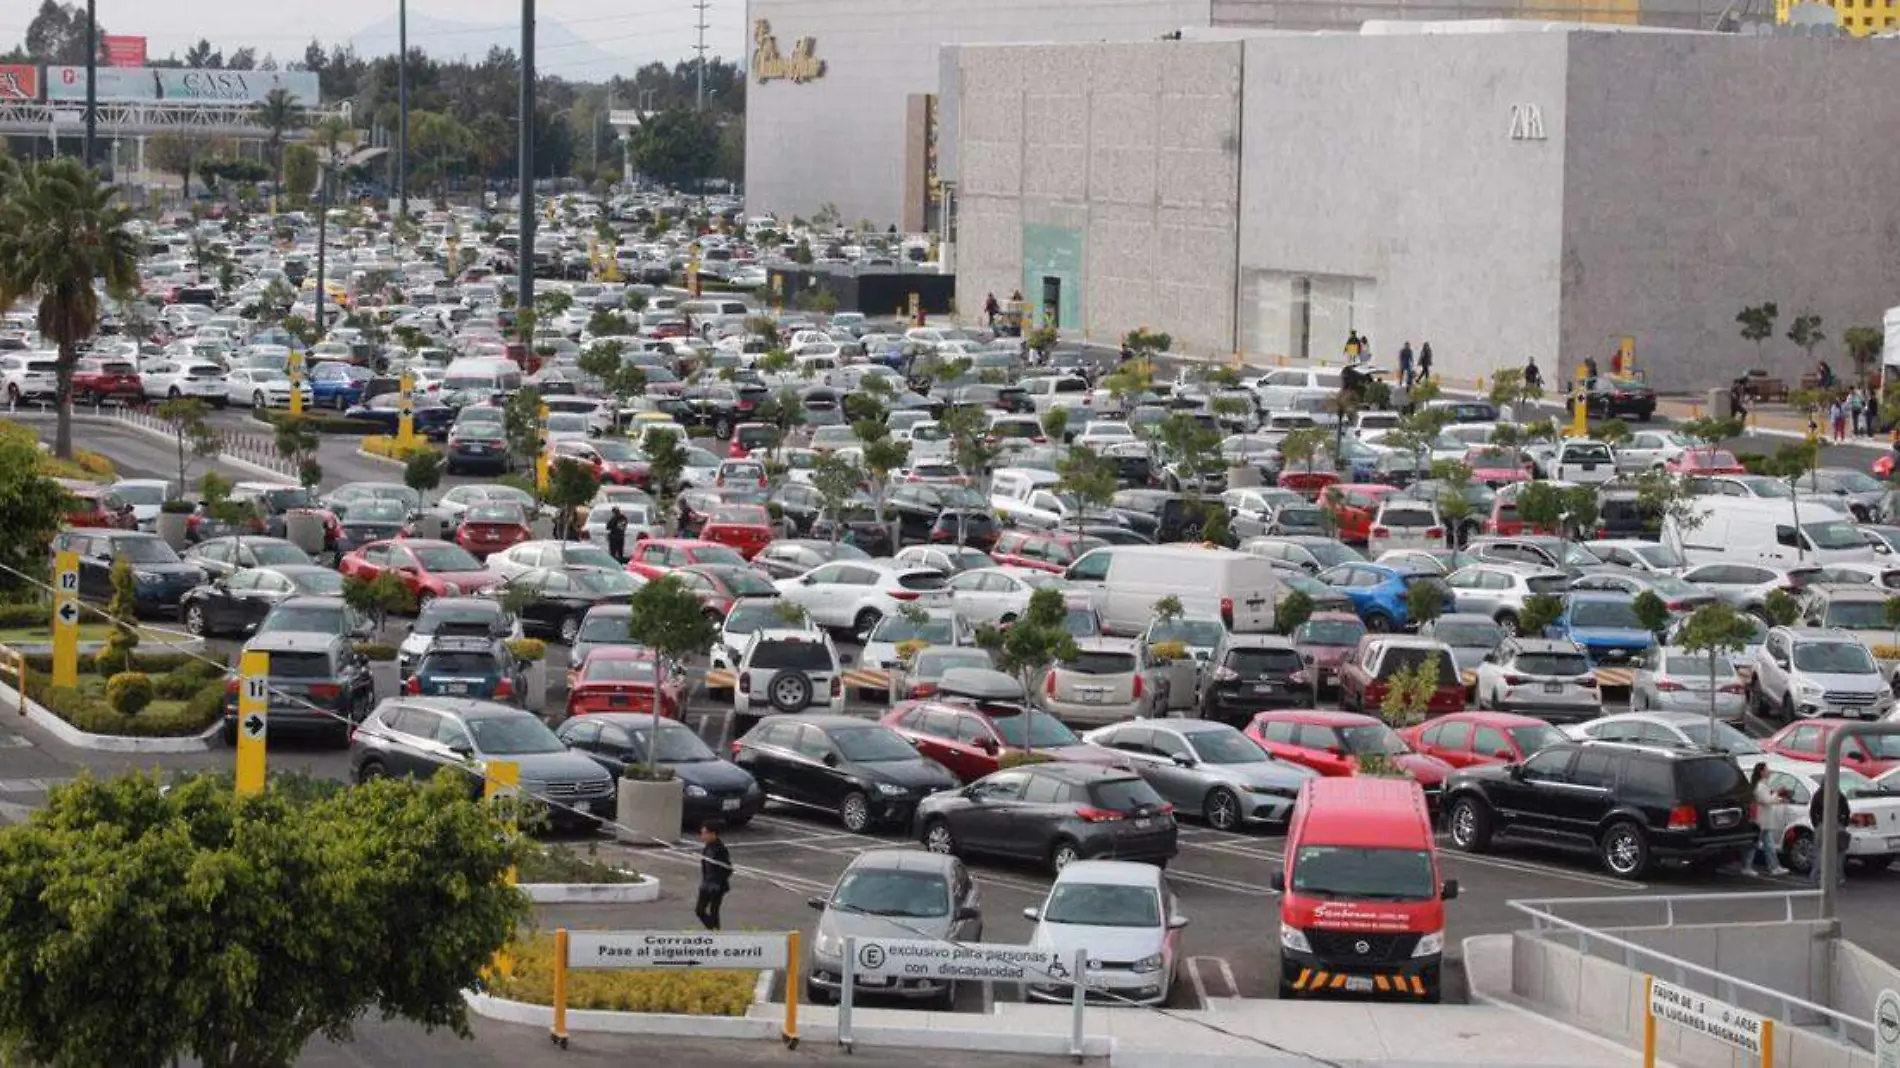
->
[[1081, 719, 1315, 831]]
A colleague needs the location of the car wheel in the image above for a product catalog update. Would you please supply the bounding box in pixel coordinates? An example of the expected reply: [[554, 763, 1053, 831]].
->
[[1785, 828, 1816, 875], [355, 759, 386, 784], [1204, 787, 1242, 832], [807, 981, 836, 1007], [1598, 820, 1651, 879], [168, 387, 181, 400], [184, 603, 208, 637], [253, 390, 266, 409], [766, 670, 813, 713], [1495, 612, 1519, 638], [1448, 797, 1493, 853], [1365, 612, 1392, 633], [713, 417, 732, 439], [557, 614, 581, 645], [998, 613, 1017, 627], [839, 791, 873, 834], [1048, 839, 1081, 874], [852, 608, 882, 644], [922, 818, 957, 855]]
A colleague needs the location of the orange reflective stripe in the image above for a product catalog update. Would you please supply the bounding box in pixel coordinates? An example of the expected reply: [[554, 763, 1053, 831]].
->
[[1294, 968, 1312, 990], [1330, 973, 1348, 990], [1374, 975, 1389, 992]]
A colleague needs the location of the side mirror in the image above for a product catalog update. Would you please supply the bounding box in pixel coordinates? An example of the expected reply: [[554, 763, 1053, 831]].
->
[[1506, 763, 1524, 779], [822, 751, 839, 767], [1021, 906, 1042, 922], [1493, 749, 1514, 761], [1441, 879, 1461, 901], [1168, 914, 1191, 930], [979, 736, 1000, 755], [806, 895, 829, 911], [839, 652, 855, 666], [955, 905, 982, 923], [449, 742, 473, 759], [1171, 752, 1196, 768], [1269, 871, 1286, 892]]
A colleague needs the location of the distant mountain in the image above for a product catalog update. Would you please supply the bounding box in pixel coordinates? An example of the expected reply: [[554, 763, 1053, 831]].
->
[[346, 10, 741, 82]]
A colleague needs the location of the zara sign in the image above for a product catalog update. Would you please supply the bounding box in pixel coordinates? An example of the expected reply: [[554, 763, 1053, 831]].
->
[[1509, 103, 1547, 141]]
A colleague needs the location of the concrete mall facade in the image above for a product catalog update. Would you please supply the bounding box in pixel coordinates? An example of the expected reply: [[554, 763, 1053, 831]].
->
[[744, 0, 1900, 390]]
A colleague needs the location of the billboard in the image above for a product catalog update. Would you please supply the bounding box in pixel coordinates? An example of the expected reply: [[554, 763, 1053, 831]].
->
[[101, 35, 147, 68], [45, 66, 156, 102], [154, 69, 320, 106], [0, 64, 37, 101]]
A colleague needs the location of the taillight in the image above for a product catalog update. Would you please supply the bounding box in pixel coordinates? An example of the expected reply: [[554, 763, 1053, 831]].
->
[[910, 683, 938, 698], [1577, 675, 1599, 688], [1719, 683, 1745, 695], [1220, 597, 1234, 626], [1850, 812, 1876, 828], [740, 673, 751, 693], [731, 740, 743, 756], [1424, 527, 1444, 538], [1667, 804, 1698, 829], [888, 589, 920, 601], [1044, 670, 1057, 697], [1132, 674, 1144, 699], [404, 676, 421, 695], [496, 677, 515, 699], [1075, 806, 1124, 823], [1371, 526, 1390, 538], [1211, 666, 1239, 682], [308, 683, 340, 700], [1665, 600, 1687, 611], [1502, 673, 1527, 686], [830, 676, 842, 698], [225, 679, 239, 697], [1655, 680, 1685, 692]]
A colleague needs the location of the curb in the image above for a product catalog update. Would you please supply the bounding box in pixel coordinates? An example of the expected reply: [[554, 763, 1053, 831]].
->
[[83, 412, 296, 482], [519, 874, 660, 904], [353, 448, 407, 468], [0, 678, 218, 753], [463, 970, 781, 1040]]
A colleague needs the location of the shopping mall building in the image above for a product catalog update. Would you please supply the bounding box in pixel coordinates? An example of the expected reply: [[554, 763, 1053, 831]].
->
[[743, 0, 1900, 388]]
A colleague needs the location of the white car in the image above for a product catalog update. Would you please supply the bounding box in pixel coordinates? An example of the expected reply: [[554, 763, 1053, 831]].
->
[[1628, 647, 1749, 722], [708, 598, 821, 686], [892, 544, 993, 576], [679, 445, 723, 489], [1750, 627, 1895, 722], [1550, 439, 1617, 485], [543, 411, 595, 444], [140, 358, 227, 402], [860, 608, 975, 673], [1472, 638, 1602, 723], [0, 352, 59, 404], [227, 367, 310, 409], [109, 478, 176, 530], [774, 561, 952, 642], [1564, 710, 1769, 777], [732, 627, 847, 717], [1366, 500, 1444, 558], [1613, 429, 1693, 472], [435, 483, 537, 523], [944, 566, 1066, 627], [1025, 860, 1184, 1007], [484, 539, 623, 582], [1759, 758, 1900, 875], [1074, 421, 1139, 449]]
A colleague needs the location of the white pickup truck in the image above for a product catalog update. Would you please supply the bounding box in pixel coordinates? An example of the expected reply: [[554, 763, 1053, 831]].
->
[[1018, 374, 1096, 418]]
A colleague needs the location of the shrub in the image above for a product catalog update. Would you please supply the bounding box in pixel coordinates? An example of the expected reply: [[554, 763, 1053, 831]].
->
[[154, 672, 202, 700], [160, 499, 196, 514], [360, 435, 440, 461], [353, 642, 398, 661], [184, 679, 227, 725], [516, 843, 639, 885], [489, 934, 755, 1015], [105, 672, 155, 715], [72, 448, 116, 478], [506, 638, 547, 663], [0, 602, 46, 628]]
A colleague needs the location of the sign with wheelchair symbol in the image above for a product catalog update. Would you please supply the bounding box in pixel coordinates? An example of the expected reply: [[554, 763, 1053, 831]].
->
[[857, 943, 886, 974]]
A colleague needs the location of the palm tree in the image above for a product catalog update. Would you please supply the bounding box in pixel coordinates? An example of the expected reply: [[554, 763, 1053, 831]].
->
[[0, 158, 141, 459], [254, 88, 305, 197]]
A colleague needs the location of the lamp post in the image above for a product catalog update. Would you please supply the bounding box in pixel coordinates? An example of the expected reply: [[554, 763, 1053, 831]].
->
[[83, 0, 97, 169], [517, 0, 536, 319], [398, 0, 409, 219]]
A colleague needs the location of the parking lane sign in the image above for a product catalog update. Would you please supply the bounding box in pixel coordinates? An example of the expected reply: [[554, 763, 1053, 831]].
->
[[852, 938, 1062, 983], [1644, 976, 1771, 1067], [1877, 988, 1900, 1068], [565, 931, 789, 970]]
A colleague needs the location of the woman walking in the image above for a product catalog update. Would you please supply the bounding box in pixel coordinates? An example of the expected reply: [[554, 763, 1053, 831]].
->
[[1747, 764, 1790, 877]]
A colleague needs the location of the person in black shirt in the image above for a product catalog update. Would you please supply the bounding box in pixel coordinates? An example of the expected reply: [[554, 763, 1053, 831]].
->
[[605, 506, 628, 561], [1809, 785, 1851, 888], [696, 821, 732, 930]]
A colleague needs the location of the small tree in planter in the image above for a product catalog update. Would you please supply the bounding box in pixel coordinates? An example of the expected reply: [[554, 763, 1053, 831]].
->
[[643, 432, 689, 532], [403, 448, 444, 508], [545, 458, 602, 540], [1276, 589, 1314, 637], [1676, 602, 1759, 741], [1631, 590, 1672, 645], [624, 576, 719, 780], [1405, 581, 1444, 633], [157, 397, 221, 494], [97, 556, 141, 674], [342, 572, 415, 640], [1761, 588, 1802, 628], [1518, 593, 1564, 639], [975, 587, 1077, 755], [1366, 656, 1439, 778]]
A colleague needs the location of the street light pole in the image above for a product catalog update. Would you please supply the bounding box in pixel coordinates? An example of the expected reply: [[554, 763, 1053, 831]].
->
[[83, 0, 97, 168], [517, 0, 536, 320], [398, 0, 409, 219]]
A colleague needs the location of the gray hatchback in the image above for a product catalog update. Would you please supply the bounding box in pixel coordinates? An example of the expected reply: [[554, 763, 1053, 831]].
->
[[805, 848, 981, 1009]]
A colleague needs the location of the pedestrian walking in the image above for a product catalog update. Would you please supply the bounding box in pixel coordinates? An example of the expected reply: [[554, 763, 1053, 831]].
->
[[1818, 360, 1836, 390], [695, 821, 732, 930], [1398, 341, 1415, 389], [1583, 355, 1600, 387], [1344, 330, 1362, 360], [1830, 399, 1847, 442], [1524, 357, 1544, 392], [1809, 783, 1851, 888], [983, 292, 1000, 329], [1867, 389, 1881, 436], [1417, 342, 1434, 382], [1730, 376, 1750, 420], [605, 506, 628, 561], [1747, 765, 1790, 876], [1850, 387, 1867, 436]]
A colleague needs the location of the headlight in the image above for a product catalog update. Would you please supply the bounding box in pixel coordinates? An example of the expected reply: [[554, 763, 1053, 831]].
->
[[1280, 923, 1311, 953], [875, 782, 908, 796], [1413, 930, 1444, 957], [813, 930, 840, 957], [683, 784, 708, 798], [134, 570, 161, 582], [1797, 683, 1824, 699], [1130, 953, 1164, 974]]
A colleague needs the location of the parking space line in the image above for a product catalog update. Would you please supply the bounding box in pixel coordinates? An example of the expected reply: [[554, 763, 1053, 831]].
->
[[1179, 837, 1284, 864], [1431, 837, 1646, 890], [1186, 956, 1239, 1009], [1164, 868, 1276, 897]]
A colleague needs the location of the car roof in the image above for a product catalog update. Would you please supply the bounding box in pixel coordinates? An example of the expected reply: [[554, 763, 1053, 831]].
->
[[427, 635, 502, 654], [1295, 777, 1431, 846], [1505, 638, 1582, 653], [1254, 708, 1379, 726], [1218, 633, 1297, 649], [756, 713, 872, 731], [844, 848, 960, 875], [1431, 710, 1553, 728], [1052, 859, 1164, 887], [245, 631, 341, 652]]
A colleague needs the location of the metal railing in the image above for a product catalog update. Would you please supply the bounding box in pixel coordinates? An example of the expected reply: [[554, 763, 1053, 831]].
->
[[1510, 891, 1873, 1049], [107, 406, 298, 479]]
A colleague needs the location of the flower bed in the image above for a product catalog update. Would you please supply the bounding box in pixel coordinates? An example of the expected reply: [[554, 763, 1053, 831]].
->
[[490, 933, 757, 1015], [517, 843, 640, 885]]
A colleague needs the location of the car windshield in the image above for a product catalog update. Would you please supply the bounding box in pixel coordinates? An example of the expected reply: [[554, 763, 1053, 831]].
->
[[1228, 647, 1302, 674], [830, 727, 917, 763], [1676, 758, 1746, 801], [417, 605, 501, 635], [713, 506, 770, 525], [573, 569, 640, 595], [750, 638, 831, 670], [1630, 544, 1685, 568], [559, 545, 620, 570], [1571, 600, 1641, 629], [1340, 724, 1407, 756], [1187, 729, 1268, 765], [620, 720, 715, 763], [113, 484, 167, 505], [690, 545, 748, 567], [586, 657, 656, 682], [1296, 619, 1365, 646], [577, 613, 633, 641], [990, 711, 1078, 747], [1307, 542, 1363, 568], [467, 715, 566, 755], [1806, 521, 1868, 550], [1291, 846, 1436, 901], [1064, 651, 1136, 675], [466, 504, 525, 524], [1507, 724, 1567, 754], [723, 602, 784, 635], [1676, 721, 1761, 754], [1860, 736, 1900, 760], [411, 545, 485, 572], [1514, 652, 1591, 676], [257, 605, 346, 634], [1041, 883, 1161, 928], [1063, 609, 1101, 637], [114, 539, 182, 564], [348, 500, 410, 522], [871, 615, 955, 644], [1433, 622, 1503, 648], [832, 868, 950, 918], [1793, 642, 1876, 674], [1827, 471, 1884, 493], [286, 570, 343, 596], [1823, 601, 1887, 629], [1148, 619, 1226, 647], [422, 651, 500, 675]]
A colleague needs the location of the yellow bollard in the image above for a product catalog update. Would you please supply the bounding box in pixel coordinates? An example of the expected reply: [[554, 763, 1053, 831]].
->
[[1475, 375, 1484, 393], [551, 928, 570, 1048], [782, 930, 801, 1047]]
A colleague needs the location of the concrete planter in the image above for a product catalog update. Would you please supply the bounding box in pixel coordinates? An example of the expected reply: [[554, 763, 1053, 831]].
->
[[285, 513, 327, 555], [410, 514, 447, 541], [519, 874, 662, 904], [1160, 661, 1199, 713], [1226, 464, 1262, 489], [530, 517, 556, 540], [524, 660, 548, 713], [370, 659, 401, 701], [155, 512, 191, 550], [615, 777, 683, 847]]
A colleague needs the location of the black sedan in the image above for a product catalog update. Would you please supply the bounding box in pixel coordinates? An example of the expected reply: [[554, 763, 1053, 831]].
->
[[1569, 376, 1656, 421], [333, 498, 413, 551], [181, 564, 346, 637], [557, 713, 765, 829], [731, 713, 959, 833], [344, 392, 456, 439], [913, 763, 1179, 873], [500, 566, 644, 645]]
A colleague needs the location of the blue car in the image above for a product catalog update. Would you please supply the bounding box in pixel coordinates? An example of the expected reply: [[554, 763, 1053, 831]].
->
[[1547, 592, 1654, 667], [345, 392, 456, 440], [308, 362, 372, 410], [1316, 562, 1454, 633]]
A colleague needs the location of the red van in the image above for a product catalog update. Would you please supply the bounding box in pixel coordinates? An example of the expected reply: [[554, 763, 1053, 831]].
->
[[1272, 777, 1458, 1002]]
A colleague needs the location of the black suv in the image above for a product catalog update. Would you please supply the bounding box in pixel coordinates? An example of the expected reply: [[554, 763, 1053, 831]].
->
[[1198, 633, 1311, 723], [221, 631, 377, 746], [1443, 741, 1755, 879], [49, 529, 206, 616], [409, 635, 527, 705]]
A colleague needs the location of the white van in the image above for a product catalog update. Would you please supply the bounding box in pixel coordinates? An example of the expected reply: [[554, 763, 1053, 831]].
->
[[679, 298, 752, 337], [1664, 497, 1872, 565], [441, 356, 523, 396], [1063, 545, 1280, 636]]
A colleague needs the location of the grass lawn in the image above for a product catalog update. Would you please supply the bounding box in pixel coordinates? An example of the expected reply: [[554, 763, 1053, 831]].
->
[[0, 623, 191, 645], [34, 674, 220, 738]]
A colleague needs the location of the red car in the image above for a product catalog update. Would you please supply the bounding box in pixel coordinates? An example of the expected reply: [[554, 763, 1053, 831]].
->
[[881, 699, 1116, 783], [1277, 470, 1341, 500], [69, 357, 143, 404], [552, 438, 651, 487], [1763, 718, 1900, 777], [1337, 636, 1466, 718], [1320, 484, 1397, 545], [990, 530, 1106, 574], [1667, 447, 1747, 476], [566, 647, 681, 719], [1463, 446, 1532, 487], [624, 538, 752, 581], [337, 538, 501, 607], [1244, 709, 1454, 788], [1398, 711, 1567, 769], [671, 564, 778, 618], [1291, 612, 1367, 696], [60, 483, 136, 529], [699, 504, 774, 559], [454, 502, 532, 558]]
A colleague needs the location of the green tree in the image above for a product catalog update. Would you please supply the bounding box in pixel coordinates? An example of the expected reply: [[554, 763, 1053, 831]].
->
[[975, 587, 1078, 755], [810, 453, 866, 543], [941, 403, 1002, 497], [1429, 459, 1476, 548], [1040, 406, 1070, 444], [0, 771, 525, 1068], [1589, 419, 1632, 447], [343, 571, 416, 638], [503, 388, 545, 474], [1487, 367, 1543, 414], [1760, 588, 1801, 628], [1737, 302, 1778, 365], [1378, 655, 1441, 731], [282, 143, 318, 200], [1156, 411, 1224, 500], [273, 415, 322, 492], [403, 449, 444, 506], [1276, 589, 1315, 637], [0, 425, 72, 597], [1757, 439, 1821, 558], [546, 458, 602, 540], [624, 576, 720, 776], [1885, 596, 1900, 656], [577, 341, 648, 415], [1056, 447, 1118, 534], [1786, 311, 1825, 365], [157, 397, 223, 495], [1279, 426, 1329, 478], [0, 158, 142, 458], [1631, 590, 1672, 641], [1405, 580, 1445, 631], [644, 431, 689, 526], [98, 555, 140, 673], [1844, 326, 1883, 387], [1676, 602, 1761, 737], [1518, 593, 1564, 638], [252, 87, 305, 195], [628, 109, 721, 191]]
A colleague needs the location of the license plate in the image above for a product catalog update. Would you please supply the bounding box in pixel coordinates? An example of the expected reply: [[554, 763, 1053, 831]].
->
[[1887, 836, 1900, 851], [1344, 976, 1375, 993], [1134, 817, 1154, 829], [1543, 683, 1563, 694], [1254, 682, 1279, 693], [722, 798, 742, 812], [609, 694, 629, 707], [861, 975, 891, 987], [446, 683, 469, 695], [1083, 691, 1104, 704]]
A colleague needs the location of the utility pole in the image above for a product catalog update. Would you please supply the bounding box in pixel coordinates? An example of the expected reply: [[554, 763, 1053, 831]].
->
[[693, 0, 710, 110], [518, 0, 536, 318], [83, 0, 97, 168], [398, 0, 409, 219]]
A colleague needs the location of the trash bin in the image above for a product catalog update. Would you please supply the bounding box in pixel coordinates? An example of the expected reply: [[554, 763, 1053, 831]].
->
[[1706, 388, 1732, 420]]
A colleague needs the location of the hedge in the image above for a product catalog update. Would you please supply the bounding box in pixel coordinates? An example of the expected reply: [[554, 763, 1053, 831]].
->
[[251, 410, 386, 435], [23, 650, 216, 675], [361, 435, 441, 461], [489, 933, 755, 1015]]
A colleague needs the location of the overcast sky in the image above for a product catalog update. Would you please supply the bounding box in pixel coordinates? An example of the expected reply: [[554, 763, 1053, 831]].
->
[[2, 0, 747, 79]]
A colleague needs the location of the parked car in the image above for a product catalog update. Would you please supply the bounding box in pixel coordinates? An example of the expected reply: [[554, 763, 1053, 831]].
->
[[1291, 613, 1367, 697], [732, 627, 848, 719], [336, 538, 500, 610], [1023, 861, 1185, 1006], [1762, 718, 1900, 778], [883, 697, 1102, 782], [1567, 712, 1769, 776], [565, 647, 682, 719], [48, 528, 205, 616], [732, 713, 959, 833], [1756, 760, 1900, 875], [1315, 562, 1451, 633], [1336, 636, 1464, 717], [1629, 646, 1748, 721], [1750, 627, 1894, 723], [1547, 592, 1655, 668], [502, 566, 643, 645], [805, 849, 983, 1008], [221, 631, 376, 746], [1399, 711, 1568, 769], [1040, 639, 1162, 727], [1416, 614, 1506, 677], [773, 560, 951, 642], [557, 712, 763, 827], [180, 564, 342, 637], [1471, 638, 1601, 722], [1196, 632, 1311, 724], [914, 762, 1179, 873], [1082, 719, 1315, 830], [403, 635, 527, 705], [1244, 709, 1454, 798]]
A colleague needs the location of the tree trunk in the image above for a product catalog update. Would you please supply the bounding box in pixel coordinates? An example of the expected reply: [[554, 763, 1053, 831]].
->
[[54, 339, 76, 459]]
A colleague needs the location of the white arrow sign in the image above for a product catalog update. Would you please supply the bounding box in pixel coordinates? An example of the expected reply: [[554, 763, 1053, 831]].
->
[[55, 601, 78, 625]]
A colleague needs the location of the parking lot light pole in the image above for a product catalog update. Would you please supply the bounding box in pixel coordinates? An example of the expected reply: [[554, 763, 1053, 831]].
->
[[1819, 723, 1900, 922], [517, 0, 535, 318], [398, 0, 408, 219]]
